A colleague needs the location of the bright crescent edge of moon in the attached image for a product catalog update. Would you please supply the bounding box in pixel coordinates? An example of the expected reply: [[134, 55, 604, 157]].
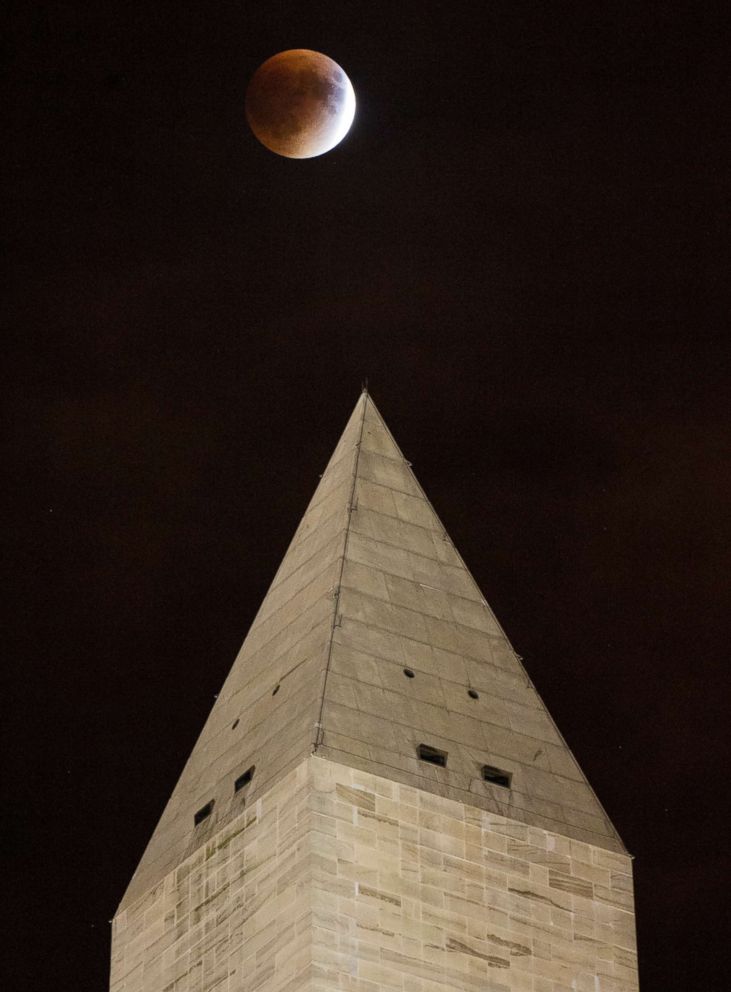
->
[[325, 73, 356, 156]]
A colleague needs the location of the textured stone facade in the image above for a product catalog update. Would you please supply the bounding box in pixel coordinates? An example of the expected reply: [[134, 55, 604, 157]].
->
[[111, 756, 638, 992], [111, 760, 313, 992]]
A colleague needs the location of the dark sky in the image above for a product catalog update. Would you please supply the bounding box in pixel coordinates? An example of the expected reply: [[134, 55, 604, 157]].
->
[[4, 3, 728, 990]]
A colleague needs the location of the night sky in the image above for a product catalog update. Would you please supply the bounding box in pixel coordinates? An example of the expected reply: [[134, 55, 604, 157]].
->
[[5, 3, 728, 990]]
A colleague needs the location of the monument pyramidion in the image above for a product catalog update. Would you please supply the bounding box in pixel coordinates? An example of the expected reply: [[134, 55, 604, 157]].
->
[[111, 392, 639, 992]]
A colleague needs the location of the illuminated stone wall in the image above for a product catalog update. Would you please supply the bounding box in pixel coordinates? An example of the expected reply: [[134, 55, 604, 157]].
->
[[111, 756, 638, 992]]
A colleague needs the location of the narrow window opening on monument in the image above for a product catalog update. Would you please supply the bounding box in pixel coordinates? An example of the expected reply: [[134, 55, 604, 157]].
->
[[403, 668, 415, 678], [194, 800, 214, 825], [234, 766, 255, 793], [418, 744, 447, 767], [468, 688, 479, 699], [482, 765, 512, 788]]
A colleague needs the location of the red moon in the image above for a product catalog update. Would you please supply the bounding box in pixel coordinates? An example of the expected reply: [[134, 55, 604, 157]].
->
[[245, 49, 356, 159]]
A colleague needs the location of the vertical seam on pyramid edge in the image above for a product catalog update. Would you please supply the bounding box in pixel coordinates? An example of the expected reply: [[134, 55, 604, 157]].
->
[[312, 394, 368, 753]]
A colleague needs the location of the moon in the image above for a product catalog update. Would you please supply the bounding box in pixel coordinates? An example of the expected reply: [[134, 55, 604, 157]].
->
[[245, 49, 356, 159]]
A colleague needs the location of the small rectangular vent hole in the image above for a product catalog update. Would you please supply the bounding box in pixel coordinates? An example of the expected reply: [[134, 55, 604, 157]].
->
[[481, 765, 512, 789], [234, 765, 255, 793], [194, 800, 214, 825], [418, 744, 448, 767]]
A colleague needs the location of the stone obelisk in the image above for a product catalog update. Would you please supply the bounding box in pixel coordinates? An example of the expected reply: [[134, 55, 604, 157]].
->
[[111, 393, 639, 992]]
